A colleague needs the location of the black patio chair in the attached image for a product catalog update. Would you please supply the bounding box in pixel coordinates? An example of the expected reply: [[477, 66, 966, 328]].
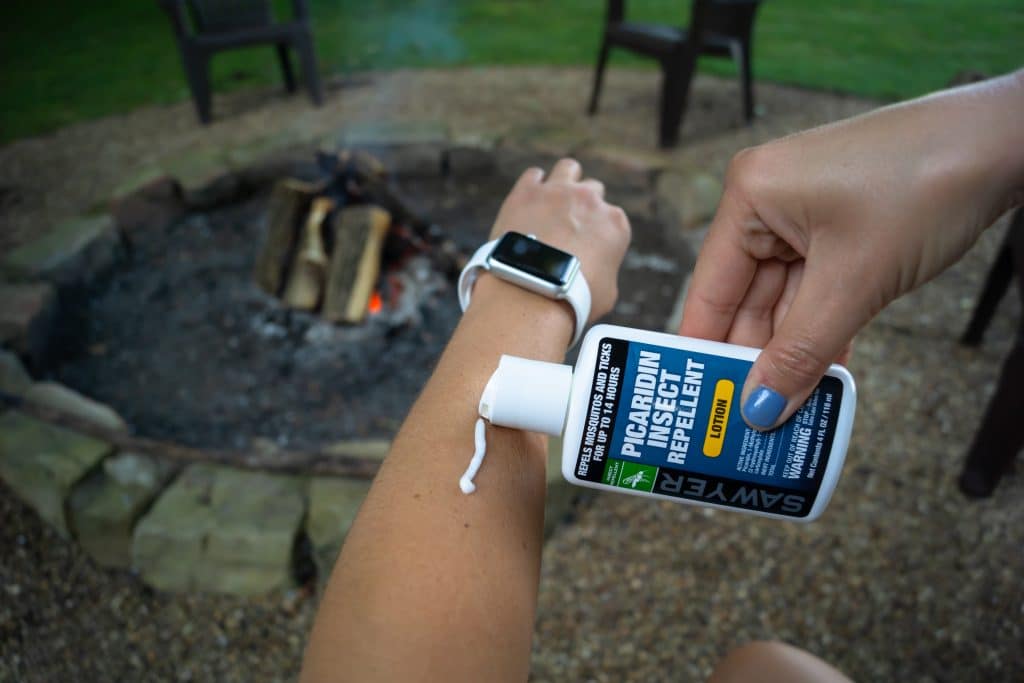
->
[[958, 207, 1024, 498], [588, 0, 761, 148], [158, 0, 324, 124]]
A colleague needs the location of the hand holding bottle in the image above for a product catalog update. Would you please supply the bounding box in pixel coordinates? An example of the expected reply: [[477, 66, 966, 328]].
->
[[679, 70, 1024, 430]]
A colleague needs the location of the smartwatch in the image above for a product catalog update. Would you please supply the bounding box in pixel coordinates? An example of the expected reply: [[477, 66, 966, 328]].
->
[[458, 231, 591, 347]]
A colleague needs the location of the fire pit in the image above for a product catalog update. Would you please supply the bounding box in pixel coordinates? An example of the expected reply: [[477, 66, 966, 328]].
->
[[48, 144, 689, 454], [50, 149, 506, 451], [1, 130, 696, 594]]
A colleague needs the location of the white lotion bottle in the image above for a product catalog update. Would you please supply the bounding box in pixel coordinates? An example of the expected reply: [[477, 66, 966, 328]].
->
[[479, 324, 856, 522]]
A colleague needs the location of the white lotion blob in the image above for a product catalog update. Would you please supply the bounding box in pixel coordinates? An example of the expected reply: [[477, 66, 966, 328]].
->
[[459, 417, 489, 494]]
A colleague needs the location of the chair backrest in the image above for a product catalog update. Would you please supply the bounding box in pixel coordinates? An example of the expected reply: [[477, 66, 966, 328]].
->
[[186, 0, 273, 33], [607, 1, 761, 40], [701, 0, 761, 39], [686, 0, 713, 42], [607, 0, 626, 23]]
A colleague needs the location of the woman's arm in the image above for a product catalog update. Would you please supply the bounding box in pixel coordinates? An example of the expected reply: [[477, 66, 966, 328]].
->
[[301, 160, 630, 682]]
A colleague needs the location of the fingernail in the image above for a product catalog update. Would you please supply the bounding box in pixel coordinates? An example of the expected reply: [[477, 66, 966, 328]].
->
[[742, 385, 786, 429]]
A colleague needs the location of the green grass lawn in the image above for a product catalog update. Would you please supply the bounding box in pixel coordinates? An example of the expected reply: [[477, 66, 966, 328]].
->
[[1, 1, 1020, 144]]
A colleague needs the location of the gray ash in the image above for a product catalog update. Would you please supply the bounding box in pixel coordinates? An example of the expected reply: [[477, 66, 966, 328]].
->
[[51, 172, 509, 450]]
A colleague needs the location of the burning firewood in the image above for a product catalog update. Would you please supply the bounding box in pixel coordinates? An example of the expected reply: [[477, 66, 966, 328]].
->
[[254, 179, 323, 296], [281, 197, 335, 310], [322, 205, 391, 324], [318, 149, 467, 278], [254, 149, 466, 322]]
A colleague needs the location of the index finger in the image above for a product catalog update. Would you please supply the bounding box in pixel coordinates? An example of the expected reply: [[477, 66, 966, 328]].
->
[[677, 200, 758, 341]]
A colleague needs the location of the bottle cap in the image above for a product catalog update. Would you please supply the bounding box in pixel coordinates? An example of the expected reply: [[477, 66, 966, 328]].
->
[[478, 355, 573, 436]]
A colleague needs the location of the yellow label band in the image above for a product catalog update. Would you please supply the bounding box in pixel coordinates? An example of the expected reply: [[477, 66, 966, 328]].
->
[[703, 379, 734, 457]]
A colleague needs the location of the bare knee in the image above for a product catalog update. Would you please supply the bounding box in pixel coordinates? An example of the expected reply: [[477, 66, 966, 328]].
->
[[708, 640, 853, 683]]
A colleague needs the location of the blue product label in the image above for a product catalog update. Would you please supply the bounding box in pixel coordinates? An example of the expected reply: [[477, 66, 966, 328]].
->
[[574, 337, 843, 517]]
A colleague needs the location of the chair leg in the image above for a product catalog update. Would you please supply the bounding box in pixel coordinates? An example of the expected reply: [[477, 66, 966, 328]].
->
[[958, 337, 1024, 497], [961, 241, 1014, 346], [959, 209, 1024, 497], [658, 56, 696, 148], [961, 208, 1022, 346], [295, 33, 324, 106], [277, 43, 297, 93], [588, 42, 611, 115], [183, 50, 213, 124]]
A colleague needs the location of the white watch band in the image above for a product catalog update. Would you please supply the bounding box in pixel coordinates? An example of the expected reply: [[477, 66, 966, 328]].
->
[[458, 238, 591, 347]]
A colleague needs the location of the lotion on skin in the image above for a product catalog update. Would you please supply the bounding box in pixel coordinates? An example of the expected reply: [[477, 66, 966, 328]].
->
[[472, 324, 856, 522]]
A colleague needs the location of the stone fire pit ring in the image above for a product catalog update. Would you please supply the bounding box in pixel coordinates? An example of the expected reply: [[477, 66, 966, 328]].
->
[[0, 121, 718, 596]]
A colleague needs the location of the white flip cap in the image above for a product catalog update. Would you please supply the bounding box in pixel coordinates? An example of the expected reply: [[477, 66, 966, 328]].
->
[[478, 355, 573, 436]]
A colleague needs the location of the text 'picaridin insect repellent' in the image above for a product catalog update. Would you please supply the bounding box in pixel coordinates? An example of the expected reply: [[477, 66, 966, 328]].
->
[[478, 324, 856, 522]]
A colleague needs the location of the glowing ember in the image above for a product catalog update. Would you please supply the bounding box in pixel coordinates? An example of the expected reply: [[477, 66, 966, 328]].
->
[[368, 290, 383, 315]]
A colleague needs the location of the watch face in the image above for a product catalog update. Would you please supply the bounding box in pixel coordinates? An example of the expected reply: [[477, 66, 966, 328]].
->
[[490, 232, 576, 287]]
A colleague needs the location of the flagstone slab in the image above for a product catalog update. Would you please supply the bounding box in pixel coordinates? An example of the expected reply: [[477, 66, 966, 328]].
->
[[447, 131, 499, 178], [110, 175, 187, 241], [69, 452, 175, 567], [25, 382, 128, 433], [655, 169, 723, 232], [0, 412, 113, 536], [0, 281, 57, 368], [159, 146, 232, 192], [0, 349, 33, 397], [1, 214, 121, 288], [306, 477, 370, 579], [133, 464, 306, 596]]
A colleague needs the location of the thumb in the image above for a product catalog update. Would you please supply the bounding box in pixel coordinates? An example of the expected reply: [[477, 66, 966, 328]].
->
[[740, 267, 864, 431]]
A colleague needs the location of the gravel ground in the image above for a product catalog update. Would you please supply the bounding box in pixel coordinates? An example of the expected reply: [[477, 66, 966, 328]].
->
[[0, 483, 312, 683], [2, 68, 1022, 682]]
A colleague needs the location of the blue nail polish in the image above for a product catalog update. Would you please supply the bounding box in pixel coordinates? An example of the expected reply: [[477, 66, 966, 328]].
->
[[742, 385, 786, 428]]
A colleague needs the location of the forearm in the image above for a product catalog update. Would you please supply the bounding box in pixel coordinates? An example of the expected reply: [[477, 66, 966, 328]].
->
[[302, 157, 630, 681], [959, 68, 1024, 214], [301, 276, 574, 682], [854, 68, 1024, 227], [908, 67, 1024, 225], [882, 67, 1024, 277]]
